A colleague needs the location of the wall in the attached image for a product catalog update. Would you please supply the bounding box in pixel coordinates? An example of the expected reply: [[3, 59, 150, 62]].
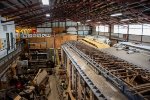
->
[[0, 16, 16, 59], [92, 25, 111, 37], [92, 24, 150, 45], [36, 21, 91, 36], [37, 28, 52, 33], [27, 34, 77, 49]]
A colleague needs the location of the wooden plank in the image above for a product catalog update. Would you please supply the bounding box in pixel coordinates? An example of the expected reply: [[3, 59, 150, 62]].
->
[[0, 39, 2, 49], [81, 38, 110, 49]]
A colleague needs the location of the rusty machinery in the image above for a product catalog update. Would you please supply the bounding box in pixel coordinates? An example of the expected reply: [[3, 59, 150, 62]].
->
[[62, 41, 150, 100], [16, 69, 51, 100]]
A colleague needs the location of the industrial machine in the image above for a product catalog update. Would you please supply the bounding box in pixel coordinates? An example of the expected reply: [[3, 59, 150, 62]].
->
[[0, 51, 51, 100], [0, 69, 51, 100]]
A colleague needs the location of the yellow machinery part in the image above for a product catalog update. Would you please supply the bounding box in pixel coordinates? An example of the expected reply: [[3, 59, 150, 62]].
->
[[81, 38, 110, 49]]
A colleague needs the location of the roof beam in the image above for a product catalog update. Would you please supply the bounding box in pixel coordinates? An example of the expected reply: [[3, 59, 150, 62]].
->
[[18, 19, 49, 27], [17, 15, 46, 25], [17, 19, 45, 25], [1, 2, 40, 16], [2, 8, 50, 23], [8, 7, 45, 18]]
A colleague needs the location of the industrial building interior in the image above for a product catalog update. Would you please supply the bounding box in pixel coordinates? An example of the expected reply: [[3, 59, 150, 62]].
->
[[0, 0, 150, 100]]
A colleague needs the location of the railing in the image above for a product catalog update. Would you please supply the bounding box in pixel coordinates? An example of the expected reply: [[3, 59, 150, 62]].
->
[[0, 42, 23, 78]]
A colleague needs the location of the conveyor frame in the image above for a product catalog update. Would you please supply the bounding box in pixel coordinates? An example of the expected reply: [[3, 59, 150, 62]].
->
[[62, 45, 107, 100], [62, 41, 150, 100]]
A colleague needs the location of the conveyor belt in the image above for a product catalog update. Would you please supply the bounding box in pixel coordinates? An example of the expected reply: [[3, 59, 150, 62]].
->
[[63, 41, 150, 100], [62, 45, 127, 100]]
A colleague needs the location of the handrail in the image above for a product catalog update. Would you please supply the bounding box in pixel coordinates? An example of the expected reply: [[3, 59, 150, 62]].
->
[[0, 42, 23, 78]]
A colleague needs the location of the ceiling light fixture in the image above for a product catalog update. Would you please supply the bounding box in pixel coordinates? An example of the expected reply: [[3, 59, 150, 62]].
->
[[96, 22, 101, 23], [111, 13, 122, 17], [86, 20, 91, 22], [46, 14, 50, 17], [66, 19, 71, 21], [121, 18, 133, 22], [42, 0, 49, 5]]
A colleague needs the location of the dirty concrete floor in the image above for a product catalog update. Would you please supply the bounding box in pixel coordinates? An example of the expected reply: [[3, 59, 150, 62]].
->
[[48, 75, 60, 100]]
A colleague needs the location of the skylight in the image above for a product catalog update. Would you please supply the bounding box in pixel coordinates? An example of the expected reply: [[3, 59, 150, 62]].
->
[[46, 14, 50, 17], [111, 13, 122, 17], [42, 0, 49, 5]]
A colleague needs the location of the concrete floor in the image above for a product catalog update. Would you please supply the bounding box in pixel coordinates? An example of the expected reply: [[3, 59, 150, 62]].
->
[[101, 47, 150, 70], [48, 75, 60, 100]]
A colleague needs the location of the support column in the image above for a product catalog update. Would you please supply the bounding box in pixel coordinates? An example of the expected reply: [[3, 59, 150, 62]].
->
[[141, 24, 143, 43], [77, 23, 79, 40], [75, 69, 78, 100], [109, 24, 112, 40], [127, 24, 129, 42]]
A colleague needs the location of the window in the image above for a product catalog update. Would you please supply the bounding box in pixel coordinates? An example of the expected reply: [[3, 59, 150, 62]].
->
[[129, 24, 142, 35], [66, 21, 72, 26], [52, 22, 56, 27], [96, 25, 109, 32], [72, 22, 77, 26], [3, 25, 7, 31], [143, 24, 150, 36], [96, 26, 99, 32], [78, 25, 90, 31], [114, 25, 128, 34], [114, 24, 150, 36]]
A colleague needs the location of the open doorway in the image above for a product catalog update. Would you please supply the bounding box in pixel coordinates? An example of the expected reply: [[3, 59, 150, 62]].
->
[[10, 32, 14, 49], [6, 33, 10, 51]]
